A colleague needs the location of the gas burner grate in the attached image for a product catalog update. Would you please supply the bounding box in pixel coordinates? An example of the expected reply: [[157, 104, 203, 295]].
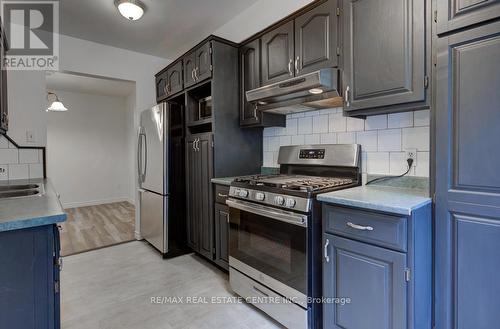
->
[[281, 177, 354, 192]]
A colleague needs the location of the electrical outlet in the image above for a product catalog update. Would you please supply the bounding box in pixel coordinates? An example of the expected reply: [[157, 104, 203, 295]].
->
[[26, 130, 35, 143], [405, 148, 417, 166]]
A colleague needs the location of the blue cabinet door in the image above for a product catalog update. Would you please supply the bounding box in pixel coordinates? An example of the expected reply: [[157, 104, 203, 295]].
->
[[323, 234, 407, 329]]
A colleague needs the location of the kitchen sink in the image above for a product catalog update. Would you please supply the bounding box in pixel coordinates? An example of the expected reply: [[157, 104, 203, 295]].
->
[[0, 184, 44, 199]]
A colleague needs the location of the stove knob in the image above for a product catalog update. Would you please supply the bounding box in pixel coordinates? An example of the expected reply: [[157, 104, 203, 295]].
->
[[274, 196, 285, 206], [285, 198, 296, 208], [239, 189, 249, 198], [255, 192, 265, 201]]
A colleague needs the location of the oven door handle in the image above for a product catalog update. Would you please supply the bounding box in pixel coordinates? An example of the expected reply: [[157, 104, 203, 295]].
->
[[226, 198, 308, 227]]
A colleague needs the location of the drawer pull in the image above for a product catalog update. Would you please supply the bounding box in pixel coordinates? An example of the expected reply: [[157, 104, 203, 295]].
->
[[218, 193, 228, 198], [347, 222, 374, 231], [253, 286, 269, 297]]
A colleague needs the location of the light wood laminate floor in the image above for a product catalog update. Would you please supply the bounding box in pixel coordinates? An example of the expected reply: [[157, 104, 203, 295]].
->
[[60, 202, 135, 256], [61, 241, 282, 329]]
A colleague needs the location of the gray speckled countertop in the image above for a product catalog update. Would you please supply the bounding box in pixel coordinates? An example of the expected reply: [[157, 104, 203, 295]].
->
[[317, 185, 431, 216], [0, 179, 67, 232]]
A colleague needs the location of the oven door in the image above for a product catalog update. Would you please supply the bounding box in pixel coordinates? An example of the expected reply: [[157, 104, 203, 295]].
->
[[227, 198, 308, 302]]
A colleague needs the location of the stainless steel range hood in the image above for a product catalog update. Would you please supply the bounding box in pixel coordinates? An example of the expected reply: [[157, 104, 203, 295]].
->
[[246, 68, 343, 115]]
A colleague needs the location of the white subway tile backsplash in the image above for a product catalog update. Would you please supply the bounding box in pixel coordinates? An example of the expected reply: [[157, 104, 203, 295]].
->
[[329, 113, 346, 132], [19, 149, 39, 164], [337, 132, 356, 144], [304, 134, 320, 145], [346, 117, 365, 132], [402, 127, 430, 151], [388, 112, 414, 128], [291, 134, 305, 145], [29, 164, 44, 179], [313, 114, 329, 133], [286, 118, 298, 135], [279, 136, 292, 146], [298, 117, 313, 134], [365, 115, 387, 130], [0, 142, 44, 180], [378, 129, 402, 152], [268, 136, 281, 152], [356, 131, 378, 152], [414, 110, 430, 127], [261, 107, 430, 178], [0, 149, 19, 164], [320, 133, 337, 144], [8, 164, 29, 180], [0, 136, 9, 148], [366, 152, 390, 175], [415, 151, 430, 177]]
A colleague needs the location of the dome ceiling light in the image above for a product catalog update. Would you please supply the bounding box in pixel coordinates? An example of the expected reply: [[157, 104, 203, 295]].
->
[[46, 92, 68, 112], [114, 0, 146, 21]]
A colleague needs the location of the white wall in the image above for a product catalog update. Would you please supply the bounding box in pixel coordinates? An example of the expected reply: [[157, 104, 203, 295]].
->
[[263, 109, 431, 182], [47, 90, 133, 208]]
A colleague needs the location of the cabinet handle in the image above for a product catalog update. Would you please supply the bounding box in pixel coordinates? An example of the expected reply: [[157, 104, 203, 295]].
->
[[191, 68, 195, 82], [324, 239, 330, 263], [288, 59, 293, 76], [218, 193, 228, 198], [195, 138, 200, 152], [295, 56, 300, 75], [194, 67, 199, 81], [344, 85, 350, 107], [253, 104, 258, 119], [192, 139, 196, 151], [346, 222, 374, 231]]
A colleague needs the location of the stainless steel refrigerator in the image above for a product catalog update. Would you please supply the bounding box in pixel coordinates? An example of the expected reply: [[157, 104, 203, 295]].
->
[[138, 104, 169, 254]]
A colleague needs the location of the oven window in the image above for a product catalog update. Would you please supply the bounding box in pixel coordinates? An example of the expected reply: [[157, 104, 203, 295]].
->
[[229, 208, 307, 294]]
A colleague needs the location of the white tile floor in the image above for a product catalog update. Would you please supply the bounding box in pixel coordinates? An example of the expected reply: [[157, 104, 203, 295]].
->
[[61, 241, 283, 329]]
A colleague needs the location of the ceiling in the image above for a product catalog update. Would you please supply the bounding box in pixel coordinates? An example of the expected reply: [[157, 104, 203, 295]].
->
[[46, 72, 135, 97], [60, 0, 260, 59]]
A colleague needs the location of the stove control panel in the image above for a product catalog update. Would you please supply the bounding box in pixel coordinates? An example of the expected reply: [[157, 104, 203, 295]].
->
[[228, 186, 311, 213], [299, 149, 325, 159], [285, 198, 296, 208]]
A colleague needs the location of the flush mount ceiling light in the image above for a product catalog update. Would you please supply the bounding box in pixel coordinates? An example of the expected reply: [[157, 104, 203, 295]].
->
[[46, 92, 68, 112], [114, 0, 146, 21]]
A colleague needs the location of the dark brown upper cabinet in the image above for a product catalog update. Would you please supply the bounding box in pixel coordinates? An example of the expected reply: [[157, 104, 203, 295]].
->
[[437, 0, 500, 35], [155, 70, 168, 103], [195, 42, 212, 83], [184, 41, 213, 89], [261, 21, 295, 85], [240, 39, 261, 126], [341, 0, 428, 116], [167, 60, 183, 96], [295, 0, 338, 75], [184, 52, 197, 88]]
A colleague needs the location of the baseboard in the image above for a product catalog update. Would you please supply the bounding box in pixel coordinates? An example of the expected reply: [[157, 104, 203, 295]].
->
[[63, 197, 134, 209]]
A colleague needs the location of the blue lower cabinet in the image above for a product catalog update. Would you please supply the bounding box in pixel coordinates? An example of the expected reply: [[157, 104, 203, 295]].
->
[[323, 234, 407, 329], [0, 224, 61, 329], [322, 204, 432, 329]]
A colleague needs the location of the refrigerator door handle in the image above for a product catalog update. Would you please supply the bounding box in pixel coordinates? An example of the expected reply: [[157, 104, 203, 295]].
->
[[142, 133, 148, 179], [137, 131, 144, 183]]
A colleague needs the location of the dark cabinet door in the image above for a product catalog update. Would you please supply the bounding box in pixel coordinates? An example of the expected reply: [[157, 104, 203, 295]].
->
[[185, 137, 199, 251], [197, 133, 214, 260], [435, 21, 500, 329], [155, 71, 168, 103], [342, 0, 426, 112], [323, 234, 407, 329], [167, 60, 183, 96], [214, 203, 229, 270], [0, 26, 7, 133], [240, 39, 261, 126], [261, 21, 295, 85], [195, 42, 212, 83], [295, 0, 338, 75], [437, 0, 500, 35], [184, 52, 197, 88]]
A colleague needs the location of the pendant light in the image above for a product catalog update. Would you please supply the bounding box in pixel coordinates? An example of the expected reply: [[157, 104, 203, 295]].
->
[[114, 0, 146, 21], [47, 92, 68, 112]]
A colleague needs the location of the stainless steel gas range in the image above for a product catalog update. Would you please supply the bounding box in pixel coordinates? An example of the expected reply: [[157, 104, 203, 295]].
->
[[227, 144, 361, 329]]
